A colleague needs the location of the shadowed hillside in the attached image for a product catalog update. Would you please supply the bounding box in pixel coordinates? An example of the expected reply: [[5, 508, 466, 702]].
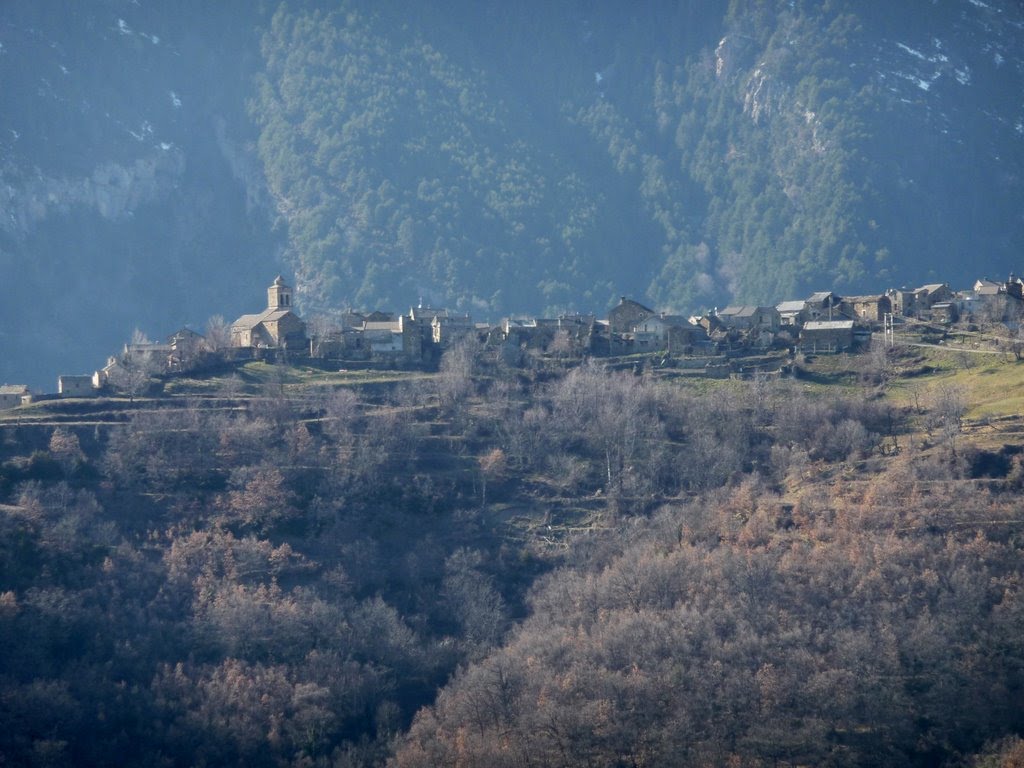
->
[[2, 347, 1024, 765]]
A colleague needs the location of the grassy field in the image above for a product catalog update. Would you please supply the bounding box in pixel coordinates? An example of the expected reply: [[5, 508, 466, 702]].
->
[[163, 361, 438, 396], [877, 346, 1024, 419]]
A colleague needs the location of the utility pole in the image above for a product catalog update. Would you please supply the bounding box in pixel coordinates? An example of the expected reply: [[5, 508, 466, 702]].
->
[[884, 312, 895, 348]]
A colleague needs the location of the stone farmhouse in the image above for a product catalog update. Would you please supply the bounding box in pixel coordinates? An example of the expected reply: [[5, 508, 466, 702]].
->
[[840, 295, 892, 324], [58, 375, 95, 398], [607, 297, 656, 334], [776, 300, 806, 327], [632, 314, 710, 354], [798, 320, 855, 353], [804, 291, 844, 322], [0, 384, 31, 410], [715, 305, 780, 332]]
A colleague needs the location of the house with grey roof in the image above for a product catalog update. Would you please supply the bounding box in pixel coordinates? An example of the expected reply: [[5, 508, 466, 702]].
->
[[0, 384, 30, 410], [804, 291, 843, 321], [776, 300, 807, 327], [716, 305, 780, 332], [632, 314, 710, 353], [914, 283, 955, 314], [798, 320, 855, 353], [58, 375, 97, 398], [840, 295, 892, 325], [608, 297, 656, 334]]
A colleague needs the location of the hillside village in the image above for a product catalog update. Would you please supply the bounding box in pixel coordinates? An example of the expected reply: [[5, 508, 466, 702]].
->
[[3, 272, 1024, 405]]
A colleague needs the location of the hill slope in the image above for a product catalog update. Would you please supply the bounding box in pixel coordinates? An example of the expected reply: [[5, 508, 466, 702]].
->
[[2, 350, 1024, 766]]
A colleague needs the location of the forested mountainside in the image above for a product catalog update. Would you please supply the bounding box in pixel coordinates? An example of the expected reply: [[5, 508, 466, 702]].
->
[[0, 0, 282, 389], [1, 348, 1024, 766], [255, 0, 1024, 316], [3, 0, 1023, 387]]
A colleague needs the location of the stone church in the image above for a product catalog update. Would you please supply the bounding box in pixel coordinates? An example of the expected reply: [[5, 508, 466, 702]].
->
[[231, 276, 307, 349]]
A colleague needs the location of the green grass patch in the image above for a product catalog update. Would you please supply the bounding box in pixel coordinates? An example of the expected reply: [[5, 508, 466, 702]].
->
[[163, 361, 437, 397], [882, 346, 1024, 420]]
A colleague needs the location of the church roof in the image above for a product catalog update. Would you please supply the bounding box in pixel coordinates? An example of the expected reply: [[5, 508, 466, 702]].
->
[[232, 307, 298, 330]]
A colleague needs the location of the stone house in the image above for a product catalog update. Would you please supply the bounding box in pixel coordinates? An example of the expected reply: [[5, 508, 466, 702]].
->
[[363, 320, 404, 354], [803, 291, 843, 321], [697, 313, 727, 335], [0, 384, 30, 410], [840, 295, 892, 324], [402, 305, 450, 357], [914, 283, 955, 315], [974, 278, 1003, 297], [608, 297, 656, 334], [431, 312, 475, 346], [798, 320, 855, 353], [716, 305, 780, 331], [632, 314, 710, 353], [776, 300, 807, 327], [497, 318, 560, 352], [231, 276, 307, 349], [124, 341, 173, 373], [589, 321, 630, 355], [58, 375, 96, 398], [165, 328, 209, 371], [547, 314, 597, 356], [931, 302, 959, 324], [972, 276, 1021, 299], [885, 288, 917, 317]]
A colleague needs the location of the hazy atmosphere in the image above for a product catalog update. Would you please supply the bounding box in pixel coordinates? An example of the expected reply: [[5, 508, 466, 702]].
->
[[2, 0, 1023, 387], [1, 2, 1024, 767]]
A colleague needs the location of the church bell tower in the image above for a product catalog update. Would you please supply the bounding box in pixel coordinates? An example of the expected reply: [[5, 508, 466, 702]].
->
[[267, 275, 293, 310]]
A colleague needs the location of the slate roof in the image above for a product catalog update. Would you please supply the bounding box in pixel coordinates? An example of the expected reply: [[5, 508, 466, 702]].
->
[[803, 320, 855, 331], [612, 298, 655, 314], [232, 308, 296, 329], [776, 300, 806, 313], [363, 320, 402, 332], [842, 295, 886, 303], [718, 305, 759, 318], [807, 291, 841, 304]]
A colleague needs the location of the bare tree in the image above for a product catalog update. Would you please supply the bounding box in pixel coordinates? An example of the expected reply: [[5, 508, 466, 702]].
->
[[48, 427, 86, 478], [549, 361, 662, 496], [437, 335, 481, 408], [108, 329, 161, 402], [204, 314, 232, 352], [550, 328, 573, 359], [306, 313, 341, 355], [929, 383, 967, 454], [478, 447, 506, 508]]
